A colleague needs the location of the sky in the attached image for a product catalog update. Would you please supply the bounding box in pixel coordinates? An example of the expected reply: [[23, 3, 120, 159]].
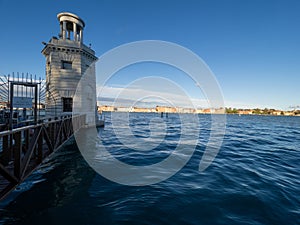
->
[[0, 0, 299, 110]]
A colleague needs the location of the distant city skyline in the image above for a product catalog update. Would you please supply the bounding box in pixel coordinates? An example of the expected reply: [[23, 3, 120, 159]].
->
[[0, 0, 299, 110]]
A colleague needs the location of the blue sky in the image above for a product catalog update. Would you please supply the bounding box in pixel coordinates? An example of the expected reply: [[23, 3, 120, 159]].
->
[[0, 0, 299, 109]]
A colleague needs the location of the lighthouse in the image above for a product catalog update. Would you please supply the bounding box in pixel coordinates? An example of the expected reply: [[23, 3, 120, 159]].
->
[[41, 12, 98, 119]]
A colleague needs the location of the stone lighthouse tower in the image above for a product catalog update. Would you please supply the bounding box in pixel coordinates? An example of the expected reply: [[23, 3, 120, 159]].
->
[[41, 12, 98, 118]]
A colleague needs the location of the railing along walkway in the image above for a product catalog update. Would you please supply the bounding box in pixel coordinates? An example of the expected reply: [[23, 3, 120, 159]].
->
[[0, 114, 86, 200]]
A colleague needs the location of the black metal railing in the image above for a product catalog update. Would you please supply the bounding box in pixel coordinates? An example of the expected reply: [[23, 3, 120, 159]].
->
[[0, 114, 86, 200]]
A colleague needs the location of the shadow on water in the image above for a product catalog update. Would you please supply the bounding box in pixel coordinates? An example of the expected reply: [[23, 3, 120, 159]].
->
[[0, 138, 105, 225]]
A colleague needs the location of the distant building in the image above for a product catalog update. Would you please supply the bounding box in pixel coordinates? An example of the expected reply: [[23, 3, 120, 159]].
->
[[156, 106, 177, 113], [98, 105, 116, 112], [283, 111, 294, 116], [215, 108, 226, 114], [238, 110, 253, 115], [196, 109, 204, 114], [202, 108, 212, 114], [181, 108, 196, 114], [271, 110, 282, 116], [132, 107, 155, 113], [116, 107, 132, 112]]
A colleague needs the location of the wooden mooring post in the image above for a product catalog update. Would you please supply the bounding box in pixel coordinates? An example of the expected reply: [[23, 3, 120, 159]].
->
[[0, 114, 86, 200]]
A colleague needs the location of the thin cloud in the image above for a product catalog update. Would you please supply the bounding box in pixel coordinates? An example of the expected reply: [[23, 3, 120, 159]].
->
[[97, 85, 208, 108]]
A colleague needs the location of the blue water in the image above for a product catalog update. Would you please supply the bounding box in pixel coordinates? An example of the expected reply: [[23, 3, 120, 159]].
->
[[0, 113, 299, 225]]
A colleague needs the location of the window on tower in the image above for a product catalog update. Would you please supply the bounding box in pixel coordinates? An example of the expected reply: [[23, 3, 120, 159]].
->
[[61, 60, 72, 69], [62, 97, 73, 112]]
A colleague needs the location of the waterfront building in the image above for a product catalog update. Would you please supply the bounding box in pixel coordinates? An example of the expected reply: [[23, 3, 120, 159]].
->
[[42, 12, 98, 119]]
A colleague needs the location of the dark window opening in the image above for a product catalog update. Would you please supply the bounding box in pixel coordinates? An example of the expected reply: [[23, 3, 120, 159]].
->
[[62, 60, 72, 69], [62, 97, 73, 112]]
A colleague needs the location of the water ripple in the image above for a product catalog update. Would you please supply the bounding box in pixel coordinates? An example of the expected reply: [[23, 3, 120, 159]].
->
[[0, 114, 299, 225]]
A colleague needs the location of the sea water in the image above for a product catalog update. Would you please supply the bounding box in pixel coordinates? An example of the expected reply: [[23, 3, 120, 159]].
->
[[0, 113, 299, 225]]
